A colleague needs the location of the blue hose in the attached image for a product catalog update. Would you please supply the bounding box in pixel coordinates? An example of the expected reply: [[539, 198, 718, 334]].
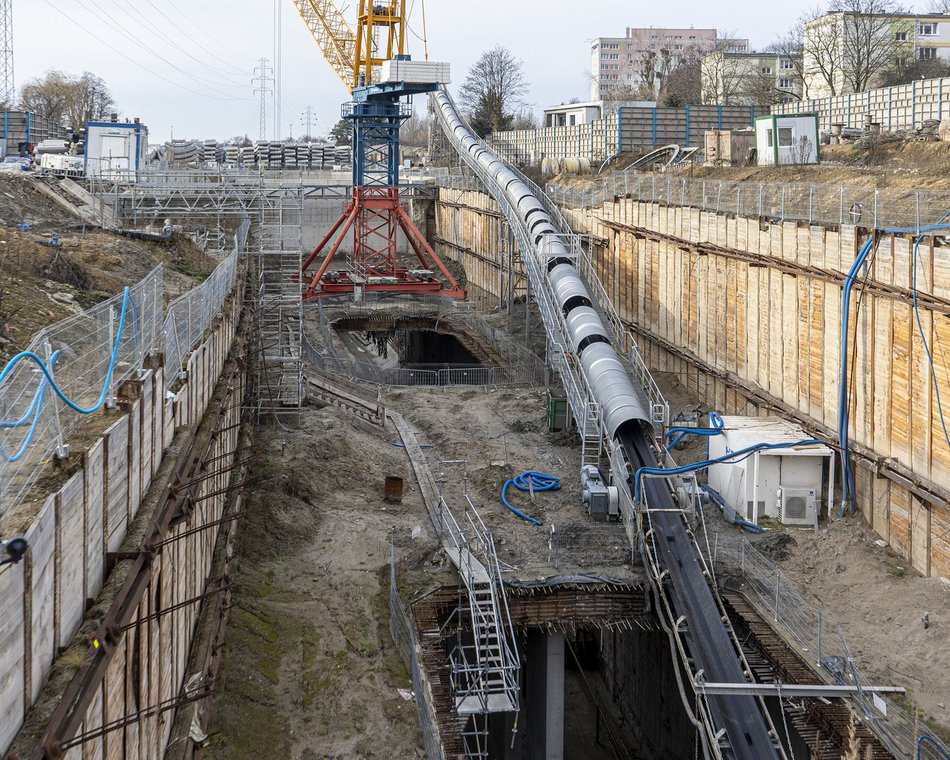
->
[[664, 411, 724, 452], [0, 289, 132, 463], [918, 735, 950, 760], [634, 438, 822, 502], [701, 483, 767, 533], [500, 470, 560, 526], [838, 218, 950, 516]]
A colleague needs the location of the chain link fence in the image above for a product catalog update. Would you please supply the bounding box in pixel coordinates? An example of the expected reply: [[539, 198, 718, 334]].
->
[[548, 172, 950, 230], [712, 532, 950, 760], [390, 549, 446, 760], [0, 222, 249, 520]]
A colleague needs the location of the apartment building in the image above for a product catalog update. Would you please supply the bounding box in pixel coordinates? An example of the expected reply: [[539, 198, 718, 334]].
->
[[804, 11, 950, 97], [591, 27, 749, 99], [701, 52, 804, 105]]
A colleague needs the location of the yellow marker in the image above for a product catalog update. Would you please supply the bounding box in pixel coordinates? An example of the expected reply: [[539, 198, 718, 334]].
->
[[93, 639, 100, 649]]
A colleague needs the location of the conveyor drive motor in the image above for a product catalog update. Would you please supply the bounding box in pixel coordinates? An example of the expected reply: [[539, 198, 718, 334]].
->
[[580, 464, 619, 518]]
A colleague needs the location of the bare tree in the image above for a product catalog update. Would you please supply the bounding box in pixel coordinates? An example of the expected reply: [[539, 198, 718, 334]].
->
[[801, 8, 845, 96], [833, 0, 910, 93], [742, 69, 783, 105], [925, 0, 950, 11], [660, 58, 702, 106], [20, 70, 116, 128], [700, 51, 745, 104], [639, 48, 675, 98], [878, 55, 950, 86], [769, 25, 809, 100], [459, 46, 529, 136], [65, 72, 116, 128]]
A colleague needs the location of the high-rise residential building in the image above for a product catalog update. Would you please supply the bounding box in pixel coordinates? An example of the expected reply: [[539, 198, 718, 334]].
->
[[590, 27, 749, 100]]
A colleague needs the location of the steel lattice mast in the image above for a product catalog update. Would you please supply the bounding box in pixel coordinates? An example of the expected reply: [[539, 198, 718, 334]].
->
[[252, 58, 273, 141], [0, 0, 13, 106]]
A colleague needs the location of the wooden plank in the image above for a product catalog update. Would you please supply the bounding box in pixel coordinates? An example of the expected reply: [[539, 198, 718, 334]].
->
[[909, 495, 930, 576], [140, 371, 153, 494], [58, 471, 86, 648], [105, 416, 130, 554], [84, 437, 106, 598], [931, 501, 950, 579], [890, 303, 913, 468], [26, 495, 57, 703], [888, 487, 910, 557], [0, 562, 26, 753], [81, 686, 104, 760], [127, 398, 141, 521]]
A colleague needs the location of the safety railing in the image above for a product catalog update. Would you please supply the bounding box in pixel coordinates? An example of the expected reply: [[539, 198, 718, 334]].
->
[[0, 221, 249, 519], [548, 172, 950, 231], [713, 534, 950, 760], [389, 548, 446, 760]]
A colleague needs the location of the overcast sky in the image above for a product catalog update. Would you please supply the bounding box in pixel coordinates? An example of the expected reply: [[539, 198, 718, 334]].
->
[[21, 0, 813, 143]]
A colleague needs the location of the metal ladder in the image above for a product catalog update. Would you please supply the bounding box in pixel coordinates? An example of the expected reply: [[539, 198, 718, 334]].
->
[[439, 499, 520, 725]]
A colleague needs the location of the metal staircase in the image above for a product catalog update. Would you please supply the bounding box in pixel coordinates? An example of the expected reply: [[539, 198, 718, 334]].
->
[[254, 176, 304, 420], [437, 497, 519, 757]]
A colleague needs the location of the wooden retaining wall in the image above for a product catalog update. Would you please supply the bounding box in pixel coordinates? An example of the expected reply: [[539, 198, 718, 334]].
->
[[1, 291, 246, 758], [434, 187, 950, 580]]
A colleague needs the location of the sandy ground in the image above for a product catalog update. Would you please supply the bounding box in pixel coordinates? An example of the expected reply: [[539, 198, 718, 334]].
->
[[552, 140, 950, 192], [752, 519, 950, 736], [207, 377, 637, 758], [206, 407, 428, 760], [0, 173, 217, 361]]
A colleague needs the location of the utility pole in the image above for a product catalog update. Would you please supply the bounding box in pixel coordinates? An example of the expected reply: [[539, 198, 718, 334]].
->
[[300, 106, 316, 142], [0, 0, 14, 106], [252, 58, 273, 142]]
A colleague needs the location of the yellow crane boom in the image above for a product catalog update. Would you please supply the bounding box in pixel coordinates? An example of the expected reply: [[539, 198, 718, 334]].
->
[[292, 0, 407, 91], [291, 0, 357, 90]]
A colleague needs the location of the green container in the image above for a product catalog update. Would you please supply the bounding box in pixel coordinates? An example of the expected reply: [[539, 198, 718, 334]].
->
[[546, 389, 568, 432]]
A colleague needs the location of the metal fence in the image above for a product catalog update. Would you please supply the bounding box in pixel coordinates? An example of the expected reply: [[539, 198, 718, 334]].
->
[[0, 222, 248, 520], [712, 533, 950, 760], [548, 172, 950, 231], [164, 219, 248, 380], [0, 267, 164, 515], [389, 548, 446, 760]]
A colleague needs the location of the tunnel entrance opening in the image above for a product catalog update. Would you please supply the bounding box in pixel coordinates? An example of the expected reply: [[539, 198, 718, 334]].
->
[[394, 329, 482, 368]]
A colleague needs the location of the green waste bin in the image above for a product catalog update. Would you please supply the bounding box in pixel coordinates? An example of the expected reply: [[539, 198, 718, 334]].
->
[[546, 389, 568, 432]]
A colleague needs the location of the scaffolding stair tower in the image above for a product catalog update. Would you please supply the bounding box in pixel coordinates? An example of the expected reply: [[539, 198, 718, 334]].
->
[[437, 497, 519, 759], [255, 177, 304, 420]]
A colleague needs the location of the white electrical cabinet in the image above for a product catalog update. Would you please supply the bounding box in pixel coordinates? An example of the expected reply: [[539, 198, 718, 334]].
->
[[707, 416, 834, 528]]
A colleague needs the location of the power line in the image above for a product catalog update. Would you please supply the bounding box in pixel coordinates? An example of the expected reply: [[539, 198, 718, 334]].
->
[[142, 0, 253, 76], [252, 58, 274, 141], [101, 0, 248, 87], [160, 0, 254, 68], [66, 0, 248, 98], [42, 0, 251, 102]]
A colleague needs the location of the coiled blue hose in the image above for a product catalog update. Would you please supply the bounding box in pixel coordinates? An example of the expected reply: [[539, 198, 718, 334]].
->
[[0, 288, 132, 462], [500, 470, 560, 526]]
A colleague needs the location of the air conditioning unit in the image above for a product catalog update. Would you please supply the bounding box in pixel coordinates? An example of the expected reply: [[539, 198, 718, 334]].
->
[[777, 487, 817, 527]]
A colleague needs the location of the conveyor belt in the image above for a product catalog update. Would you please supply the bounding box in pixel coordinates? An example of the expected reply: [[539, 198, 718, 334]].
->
[[621, 428, 780, 760]]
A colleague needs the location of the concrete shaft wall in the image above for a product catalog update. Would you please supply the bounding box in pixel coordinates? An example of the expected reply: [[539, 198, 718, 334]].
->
[[434, 186, 950, 580], [0, 292, 245, 758]]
